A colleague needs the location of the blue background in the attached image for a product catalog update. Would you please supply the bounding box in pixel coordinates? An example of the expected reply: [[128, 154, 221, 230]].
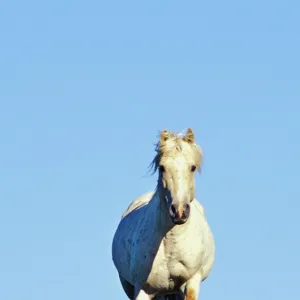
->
[[0, 1, 299, 299]]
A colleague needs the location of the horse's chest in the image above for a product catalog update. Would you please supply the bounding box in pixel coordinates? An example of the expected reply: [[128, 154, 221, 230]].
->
[[145, 233, 204, 293], [164, 234, 203, 276]]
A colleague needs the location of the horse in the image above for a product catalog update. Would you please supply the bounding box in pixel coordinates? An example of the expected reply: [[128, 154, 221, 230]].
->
[[111, 128, 215, 300]]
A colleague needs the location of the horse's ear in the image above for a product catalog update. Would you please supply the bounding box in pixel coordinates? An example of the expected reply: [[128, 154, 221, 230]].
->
[[160, 130, 170, 146], [183, 128, 195, 144]]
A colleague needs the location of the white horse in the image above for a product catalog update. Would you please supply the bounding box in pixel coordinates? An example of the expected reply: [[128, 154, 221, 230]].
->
[[112, 129, 215, 300]]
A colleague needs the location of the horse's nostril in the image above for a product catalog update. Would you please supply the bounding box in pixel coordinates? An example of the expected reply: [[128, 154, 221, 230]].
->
[[170, 204, 177, 215], [183, 203, 190, 217]]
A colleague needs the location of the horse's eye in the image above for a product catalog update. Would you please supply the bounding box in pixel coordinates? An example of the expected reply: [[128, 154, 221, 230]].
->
[[191, 165, 196, 172], [159, 165, 165, 172]]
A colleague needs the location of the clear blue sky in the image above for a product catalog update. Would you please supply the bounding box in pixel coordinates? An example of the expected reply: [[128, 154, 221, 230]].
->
[[0, 1, 299, 299]]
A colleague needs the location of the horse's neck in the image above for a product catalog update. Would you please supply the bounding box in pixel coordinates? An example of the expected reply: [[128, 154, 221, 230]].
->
[[147, 189, 170, 229]]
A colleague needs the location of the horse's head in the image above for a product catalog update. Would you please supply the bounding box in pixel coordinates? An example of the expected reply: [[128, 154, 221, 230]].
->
[[151, 128, 203, 225]]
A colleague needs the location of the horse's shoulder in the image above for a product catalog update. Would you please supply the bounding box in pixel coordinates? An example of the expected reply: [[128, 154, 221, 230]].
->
[[121, 191, 155, 219]]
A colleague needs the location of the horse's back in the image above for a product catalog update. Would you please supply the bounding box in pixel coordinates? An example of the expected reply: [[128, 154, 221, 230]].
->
[[121, 191, 155, 219], [112, 192, 155, 286]]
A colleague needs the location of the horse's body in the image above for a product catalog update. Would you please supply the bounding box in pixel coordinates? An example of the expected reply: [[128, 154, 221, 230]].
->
[[112, 129, 215, 300]]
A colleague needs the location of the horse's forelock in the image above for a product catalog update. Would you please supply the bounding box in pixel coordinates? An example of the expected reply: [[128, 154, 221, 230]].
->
[[148, 130, 203, 174]]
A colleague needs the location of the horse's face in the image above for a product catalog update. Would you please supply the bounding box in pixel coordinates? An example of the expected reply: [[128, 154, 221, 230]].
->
[[157, 129, 202, 225]]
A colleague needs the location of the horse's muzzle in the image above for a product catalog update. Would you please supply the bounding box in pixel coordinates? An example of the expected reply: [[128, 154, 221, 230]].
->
[[169, 203, 190, 224]]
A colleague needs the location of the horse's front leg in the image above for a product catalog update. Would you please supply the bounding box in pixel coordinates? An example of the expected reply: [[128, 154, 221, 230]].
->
[[184, 273, 202, 300], [135, 288, 152, 300]]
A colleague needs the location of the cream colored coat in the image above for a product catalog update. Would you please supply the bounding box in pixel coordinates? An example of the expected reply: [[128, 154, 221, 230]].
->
[[112, 191, 215, 300]]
